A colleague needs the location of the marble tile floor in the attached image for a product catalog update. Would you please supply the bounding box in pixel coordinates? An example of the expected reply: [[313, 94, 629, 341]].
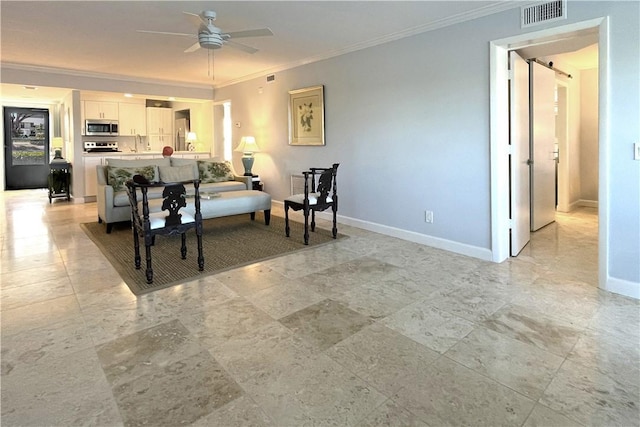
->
[[1, 190, 638, 427]]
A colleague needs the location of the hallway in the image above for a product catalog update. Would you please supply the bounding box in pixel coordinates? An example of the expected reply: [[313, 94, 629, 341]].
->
[[1, 191, 637, 426]]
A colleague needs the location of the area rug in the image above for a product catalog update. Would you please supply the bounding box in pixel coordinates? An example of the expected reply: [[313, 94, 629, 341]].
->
[[81, 213, 344, 295]]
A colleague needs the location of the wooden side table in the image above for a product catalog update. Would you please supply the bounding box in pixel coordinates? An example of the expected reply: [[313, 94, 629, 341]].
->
[[48, 161, 71, 203]]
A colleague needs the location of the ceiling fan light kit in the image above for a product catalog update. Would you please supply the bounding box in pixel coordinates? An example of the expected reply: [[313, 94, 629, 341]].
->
[[198, 33, 224, 49]]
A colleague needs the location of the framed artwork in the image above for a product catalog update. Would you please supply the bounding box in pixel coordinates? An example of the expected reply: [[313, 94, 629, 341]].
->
[[288, 85, 325, 146]]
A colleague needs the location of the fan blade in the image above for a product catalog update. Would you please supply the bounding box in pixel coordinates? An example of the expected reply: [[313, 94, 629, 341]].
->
[[225, 28, 273, 39], [137, 30, 195, 38], [184, 42, 201, 53], [183, 11, 205, 26], [225, 40, 259, 54]]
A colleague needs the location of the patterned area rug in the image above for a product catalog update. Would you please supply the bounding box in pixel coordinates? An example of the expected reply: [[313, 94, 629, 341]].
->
[[81, 213, 343, 295]]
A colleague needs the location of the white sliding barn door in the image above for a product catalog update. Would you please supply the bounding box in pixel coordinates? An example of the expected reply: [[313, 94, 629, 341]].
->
[[509, 52, 531, 256], [530, 60, 557, 231]]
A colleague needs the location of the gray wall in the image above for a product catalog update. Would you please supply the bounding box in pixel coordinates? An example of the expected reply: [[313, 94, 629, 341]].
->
[[215, 2, 640, 286], [603, 2, 640, 286]]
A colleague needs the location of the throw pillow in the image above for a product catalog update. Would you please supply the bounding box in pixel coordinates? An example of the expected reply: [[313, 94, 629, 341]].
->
[[158, 165, 196, 183], [197, 160, 234, 183], [108, 166, 156, 192]]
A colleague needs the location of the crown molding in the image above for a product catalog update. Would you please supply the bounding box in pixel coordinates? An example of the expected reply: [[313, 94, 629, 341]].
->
[[215, 2, 522, 89], [1, 62, 213, 91]]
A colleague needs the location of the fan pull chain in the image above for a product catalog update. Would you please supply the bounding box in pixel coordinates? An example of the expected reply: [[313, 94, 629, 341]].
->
[[208, 49, 215, 80]]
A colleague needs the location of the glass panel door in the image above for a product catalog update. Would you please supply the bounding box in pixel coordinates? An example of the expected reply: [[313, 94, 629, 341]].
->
[[3, 107, 50, 189]]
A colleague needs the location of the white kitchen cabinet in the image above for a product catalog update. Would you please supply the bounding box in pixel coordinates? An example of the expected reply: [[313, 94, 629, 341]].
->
[[84, 154, 132, 197], [146, 134, 172, 151], [146, 107, 173, 135], [84, 101, 118, 120], [146, 107, 173, 151], [83, 156, 104, 197], [118, 103, 147, 136]]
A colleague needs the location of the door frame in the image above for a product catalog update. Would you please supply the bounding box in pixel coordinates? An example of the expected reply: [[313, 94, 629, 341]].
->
[[3, 106, 51, 190], [489, 18, 609, 289]]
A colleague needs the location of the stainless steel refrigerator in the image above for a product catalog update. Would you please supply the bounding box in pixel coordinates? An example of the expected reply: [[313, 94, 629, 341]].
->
[[175, 118, 189, 151]]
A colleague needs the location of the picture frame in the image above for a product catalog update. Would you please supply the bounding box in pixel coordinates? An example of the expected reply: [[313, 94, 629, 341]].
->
[[288, 85, 325, 146]]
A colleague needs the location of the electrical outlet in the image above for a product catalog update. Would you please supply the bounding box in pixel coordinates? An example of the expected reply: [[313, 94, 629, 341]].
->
[[634, 142, 640, 160], [425, 210, 434, 223]]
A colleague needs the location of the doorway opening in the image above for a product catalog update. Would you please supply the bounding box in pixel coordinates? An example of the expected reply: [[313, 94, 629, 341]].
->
[[175, 109, 191, 152], [3, 106, 51, 190], [490, 17, 608, 290], [527, 63, 599, 288]]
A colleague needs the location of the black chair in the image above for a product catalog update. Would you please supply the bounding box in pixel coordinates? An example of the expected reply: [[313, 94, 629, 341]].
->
[[125, 176, 204, 284], [284, 164, 339, 245]]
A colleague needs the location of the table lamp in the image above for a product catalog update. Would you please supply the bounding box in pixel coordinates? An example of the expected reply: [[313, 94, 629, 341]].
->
[[235, 136, 260, 176], [186, 132, 197, 151], [52, 137, 64, 160]]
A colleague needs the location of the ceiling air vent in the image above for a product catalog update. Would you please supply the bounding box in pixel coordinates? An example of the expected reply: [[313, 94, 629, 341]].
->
[[521, 0, 567, 28]]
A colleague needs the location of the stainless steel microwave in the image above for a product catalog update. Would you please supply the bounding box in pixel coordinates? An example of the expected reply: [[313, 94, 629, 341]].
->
[[85, 120, 118, 136]]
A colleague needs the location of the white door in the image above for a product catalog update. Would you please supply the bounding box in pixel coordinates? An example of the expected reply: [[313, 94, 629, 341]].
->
[[509, 51, 531, 256], [530, 61, 557, 231]]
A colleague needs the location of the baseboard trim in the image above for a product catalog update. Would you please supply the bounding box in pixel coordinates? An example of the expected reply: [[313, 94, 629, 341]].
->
[[558, 199, 598, 212], [272, 199, 492, 262], [579, 199, 598, 208], [604, 276, 640, 300], [341, 215, 493, 261]]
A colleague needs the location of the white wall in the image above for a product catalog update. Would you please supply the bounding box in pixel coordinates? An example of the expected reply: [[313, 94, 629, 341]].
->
[[562, 67, 584, 210], [215, 1, 640, 287], [62, 90, 83, 198], [580, 68, 599, 203], [545, 57, 583, 211]]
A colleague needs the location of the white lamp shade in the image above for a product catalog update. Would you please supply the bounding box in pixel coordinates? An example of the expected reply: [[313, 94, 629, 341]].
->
[[186, 132, 197, 142], [235, 136, 260, 154], [52, 137, 64, 148]]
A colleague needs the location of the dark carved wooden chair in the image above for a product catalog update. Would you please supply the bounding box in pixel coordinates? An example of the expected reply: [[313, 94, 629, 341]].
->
[[284, 163, 339, 245], [125, 175, 204, 284]]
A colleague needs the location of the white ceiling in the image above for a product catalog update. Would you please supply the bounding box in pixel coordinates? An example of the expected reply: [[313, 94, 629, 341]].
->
[[516, 28, 599, 69], [1, 2, 519, 89], [0, 1, 597, 102]]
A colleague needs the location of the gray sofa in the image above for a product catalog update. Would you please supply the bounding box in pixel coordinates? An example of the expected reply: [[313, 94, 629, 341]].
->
[[96, 157, 251, 233]]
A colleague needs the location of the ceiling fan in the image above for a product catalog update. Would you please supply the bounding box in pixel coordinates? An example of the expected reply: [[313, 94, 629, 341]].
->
[[138, 10, 273, 53]]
